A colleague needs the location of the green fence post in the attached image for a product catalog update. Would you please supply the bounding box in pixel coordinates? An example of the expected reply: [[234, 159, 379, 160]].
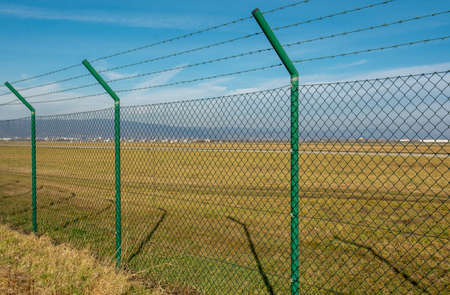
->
[[81, 60, 122, 268], [4, 82, 37, 234], [252, 9, 300, 295]]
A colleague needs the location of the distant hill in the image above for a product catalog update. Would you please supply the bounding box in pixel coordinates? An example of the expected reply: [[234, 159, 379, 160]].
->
[[0, 118, 288, 141], [0, 117, 447, 141]]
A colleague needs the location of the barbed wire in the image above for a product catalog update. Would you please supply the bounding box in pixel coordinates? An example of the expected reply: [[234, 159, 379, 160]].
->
[[99, 0, 395, 74], [100, 10, 450, 84], [10, 63, 84, 85], [292, 35, 449, 64], [9, 0, 398, 97], [117, 64, 283, 93], [2, 34, 447, 106], [0, 98, 18, 107], [91, 0, 313, 63], [2, 69, 448, 109], [24, 48, 275, 99], [1, 32, 261, 96], [17, 93, 108, 105], [18, 9, 448, 99], [12, 74, 90, 93], [262, 0, 312, 15], [273, 0, 394, 32], [100, 34, 262, 73], [8, 0, 313, 85], [284, 10, 450, 48], [109, 35, 448, 94], [108, 50, 274, 82], [24, 82, 100, 99]]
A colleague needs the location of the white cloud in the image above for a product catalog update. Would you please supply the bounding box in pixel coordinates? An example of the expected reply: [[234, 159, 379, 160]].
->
[[0, 4, 210, 29], [328, 59, 368, 70], [103, 71, 134, 81], [128, 66, 187, 92]]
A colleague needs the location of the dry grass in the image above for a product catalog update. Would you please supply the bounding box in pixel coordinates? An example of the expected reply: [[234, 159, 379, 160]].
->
[[0, 223, 163, 295]]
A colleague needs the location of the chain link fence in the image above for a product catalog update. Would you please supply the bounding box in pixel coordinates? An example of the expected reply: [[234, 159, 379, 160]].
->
[[0, 70, 448, 294]]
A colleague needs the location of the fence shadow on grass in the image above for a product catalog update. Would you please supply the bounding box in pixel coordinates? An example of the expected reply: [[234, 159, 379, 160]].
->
[[226, 216, 274, 295], [126, 207, 167, 265], [9, 189, 72, 216], [334, 236, 430, 294], [56, 199, 113, 230]]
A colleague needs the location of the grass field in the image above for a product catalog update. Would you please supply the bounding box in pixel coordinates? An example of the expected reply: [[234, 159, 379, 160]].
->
[[0, 141, 448, 294]]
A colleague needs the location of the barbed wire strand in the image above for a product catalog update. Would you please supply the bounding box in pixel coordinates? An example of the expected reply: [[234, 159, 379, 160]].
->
[[90, 0, 314, 62], [2, 32, 261, 95], [8, 0, 313, 85], [2, 93, 109, 106], [11, 73, 92, 93], [23, 49, 274, 99], [10, 63, 84, 85], [98, 10, 450, 84], [273, 0, 394, 32], [284, 10, 450, 48], [9, 0, 397, 96], [114, 35, 449, 94], [0, 98, 18, 107], [99, 0, 394, 74], [2, 35, 446, 106], [22, 8, 447, 99], [292, 35, 449, 63]]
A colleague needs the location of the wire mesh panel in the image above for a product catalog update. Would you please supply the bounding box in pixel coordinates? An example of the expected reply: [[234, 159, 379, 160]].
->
[[298, 71, 449, 294], [0, 117, 32, 231], [120, 87, 291, 294], [34, 109, 116, 258]]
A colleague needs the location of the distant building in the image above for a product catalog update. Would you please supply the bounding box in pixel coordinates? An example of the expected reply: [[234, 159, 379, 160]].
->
[[420, 139, 449, 143], [436, 139, 449, 143]]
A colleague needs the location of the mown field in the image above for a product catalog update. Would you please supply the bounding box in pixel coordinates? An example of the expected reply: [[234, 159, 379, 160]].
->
[[0, 141, 448, 294]]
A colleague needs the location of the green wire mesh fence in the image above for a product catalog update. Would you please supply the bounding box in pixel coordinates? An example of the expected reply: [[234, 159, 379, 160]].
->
[[0, 70, 448, 294], [0, 117, 32, 232]]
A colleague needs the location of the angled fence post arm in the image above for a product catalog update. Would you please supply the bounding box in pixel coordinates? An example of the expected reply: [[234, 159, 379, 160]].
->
[[81, 60, 122, 268], [252, 9, 300, 295], [4, 81, 37, 234]]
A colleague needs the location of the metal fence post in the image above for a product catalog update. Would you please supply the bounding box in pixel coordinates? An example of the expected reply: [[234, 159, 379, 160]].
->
[[81, 60, 122, 268], [4, 82, 37, 234], [252, 9, 300, 295]]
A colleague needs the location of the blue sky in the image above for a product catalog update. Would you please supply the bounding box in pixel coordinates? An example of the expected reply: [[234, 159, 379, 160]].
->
[[0, 0, 449, 119]]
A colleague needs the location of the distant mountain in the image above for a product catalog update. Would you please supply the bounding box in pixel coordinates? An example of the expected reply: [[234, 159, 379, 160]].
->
[[0, 118, 288, 141]]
